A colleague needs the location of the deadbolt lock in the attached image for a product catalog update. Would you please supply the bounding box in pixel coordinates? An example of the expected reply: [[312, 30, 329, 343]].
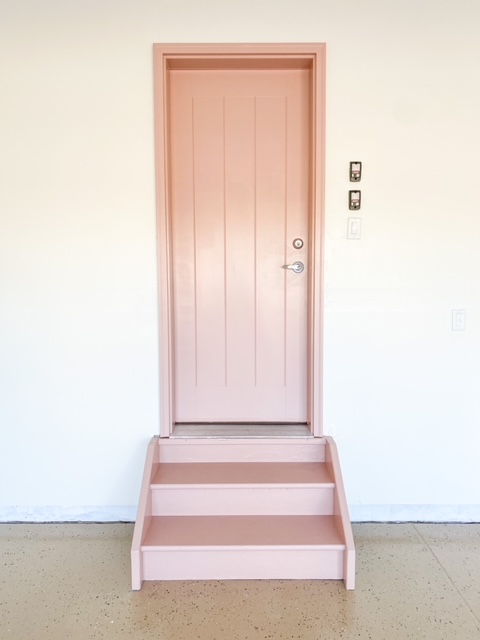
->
[[292, 238, 304, 249]]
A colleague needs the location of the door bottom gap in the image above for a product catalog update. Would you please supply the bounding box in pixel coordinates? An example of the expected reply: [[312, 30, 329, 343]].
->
[[171, 423, 313, 439]]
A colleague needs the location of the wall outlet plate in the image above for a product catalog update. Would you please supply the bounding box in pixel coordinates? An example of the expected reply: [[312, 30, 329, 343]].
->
[[452, 309, 466, 331]]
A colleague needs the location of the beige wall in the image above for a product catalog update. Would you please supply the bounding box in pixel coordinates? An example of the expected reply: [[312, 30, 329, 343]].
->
[[1, 0, 479, 521]]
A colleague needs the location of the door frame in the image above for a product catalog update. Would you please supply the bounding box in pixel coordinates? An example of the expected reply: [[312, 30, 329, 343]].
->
[[153, 43, 326, 438]]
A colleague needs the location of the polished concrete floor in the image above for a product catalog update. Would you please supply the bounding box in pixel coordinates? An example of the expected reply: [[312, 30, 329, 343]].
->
[[1, 523, 479, 639]]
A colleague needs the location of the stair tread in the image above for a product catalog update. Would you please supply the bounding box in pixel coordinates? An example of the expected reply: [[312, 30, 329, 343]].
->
[[151, 462, 333, 486], [142, 515, 344, 548]]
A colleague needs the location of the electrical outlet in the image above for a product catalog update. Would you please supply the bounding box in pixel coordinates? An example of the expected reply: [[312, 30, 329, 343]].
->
[[452, 309, 466, 331]]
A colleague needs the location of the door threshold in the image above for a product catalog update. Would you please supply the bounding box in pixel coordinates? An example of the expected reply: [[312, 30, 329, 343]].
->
[[171, 424, 313, 439]]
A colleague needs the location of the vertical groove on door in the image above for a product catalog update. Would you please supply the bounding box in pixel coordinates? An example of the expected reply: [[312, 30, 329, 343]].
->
[[191, 97, 198, 387], [253, 98, 258, 387], [283, 96, 289, 387], [222, 97, 227, 386]]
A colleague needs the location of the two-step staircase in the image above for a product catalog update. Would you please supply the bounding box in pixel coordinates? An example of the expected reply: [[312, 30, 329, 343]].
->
[[131, 436, 355, 589]]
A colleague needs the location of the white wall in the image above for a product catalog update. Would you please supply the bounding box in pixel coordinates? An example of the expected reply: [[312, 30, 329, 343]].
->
[[1, 0, 479, 522]]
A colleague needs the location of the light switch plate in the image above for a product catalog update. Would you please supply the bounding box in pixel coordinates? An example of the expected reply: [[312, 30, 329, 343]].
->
[[347, 217, 362, 240]]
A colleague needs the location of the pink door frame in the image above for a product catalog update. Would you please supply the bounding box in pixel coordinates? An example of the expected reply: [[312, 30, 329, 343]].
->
[[153, 43, 326, 438]]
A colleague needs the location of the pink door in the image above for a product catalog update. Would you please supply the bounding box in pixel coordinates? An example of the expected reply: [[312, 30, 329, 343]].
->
[[169, 68, 311, 424]]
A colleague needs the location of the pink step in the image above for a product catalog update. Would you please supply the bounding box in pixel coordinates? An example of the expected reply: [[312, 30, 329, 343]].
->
[[144, 514, 343, 546], [152, 461, 332, 484], [150, 462, 335, 515], [141, 515, 345, 580], [157, 438, 326, 463]]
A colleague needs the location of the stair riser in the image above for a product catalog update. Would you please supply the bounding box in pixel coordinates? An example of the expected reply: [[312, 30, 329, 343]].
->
[[151, 486, 334, 516], [158, 440, 326, 463], [142, 548, 344, 581]]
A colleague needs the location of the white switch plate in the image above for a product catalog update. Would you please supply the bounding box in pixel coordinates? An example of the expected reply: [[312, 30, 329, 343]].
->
[[347, 217, 362, 240], [452, 309, 466, 331]]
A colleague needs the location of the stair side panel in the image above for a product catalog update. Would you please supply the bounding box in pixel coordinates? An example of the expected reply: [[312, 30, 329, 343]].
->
[[131, 437, 159, 590], [325, 436, 356, 590]]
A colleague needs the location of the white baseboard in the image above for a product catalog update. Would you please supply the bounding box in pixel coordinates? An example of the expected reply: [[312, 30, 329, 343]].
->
[[1, 504, 479, 523], [0, 506, 137, 522], [350, 504, 480, 523]]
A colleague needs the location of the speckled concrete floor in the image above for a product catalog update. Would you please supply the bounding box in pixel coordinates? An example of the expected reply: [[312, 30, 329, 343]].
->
[[1, 523, 479, 639]]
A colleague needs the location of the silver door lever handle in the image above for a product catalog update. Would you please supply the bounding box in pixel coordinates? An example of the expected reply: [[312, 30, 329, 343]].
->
[[282, 261, 304, 273]]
